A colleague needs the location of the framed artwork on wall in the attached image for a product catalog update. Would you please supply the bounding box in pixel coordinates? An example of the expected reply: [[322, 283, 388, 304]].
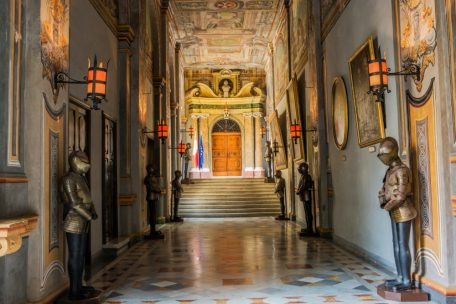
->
[[269, 110, 287, 170], [287, 77, 305, 162], [331, 76, 349, 150], [348, 36, 385, 148]]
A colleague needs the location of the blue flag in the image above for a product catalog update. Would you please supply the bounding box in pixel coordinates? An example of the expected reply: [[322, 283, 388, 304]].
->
[[199, 135, 204, 169]]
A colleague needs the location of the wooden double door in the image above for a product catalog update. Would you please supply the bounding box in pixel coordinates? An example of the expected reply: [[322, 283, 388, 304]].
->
[[212, 132, 242, 176]]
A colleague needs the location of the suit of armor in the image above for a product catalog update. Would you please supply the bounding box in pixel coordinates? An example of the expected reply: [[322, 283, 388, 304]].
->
[[296, 163, 314, 234], [144, 165, 164, 239], [60, 151, 97, 300], [184, 143, 192, 180], [274, 170, 286, 218], [377, 137, 417, 291], [264, 141, 273, 178], [171, 170, 184, 221]]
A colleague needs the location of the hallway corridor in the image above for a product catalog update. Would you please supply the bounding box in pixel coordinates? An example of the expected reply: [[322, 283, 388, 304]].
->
[[90, 219, 433, 304]]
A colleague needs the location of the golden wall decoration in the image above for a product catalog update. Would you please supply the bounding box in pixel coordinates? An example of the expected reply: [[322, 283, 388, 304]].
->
[[398, 0, 436, 92], [445, 0, 456, 141], [407, 82, 443, 275], [331, 76, 349, 150], [40, 0, 69, 103]]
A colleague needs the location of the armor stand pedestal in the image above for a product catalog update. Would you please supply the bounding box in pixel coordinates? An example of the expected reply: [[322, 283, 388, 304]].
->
[[377, 285, 429, 302], [57, 289, 103, 304]]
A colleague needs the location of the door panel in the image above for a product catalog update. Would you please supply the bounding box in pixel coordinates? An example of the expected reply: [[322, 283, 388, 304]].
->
[[212, 132, 241, 176]]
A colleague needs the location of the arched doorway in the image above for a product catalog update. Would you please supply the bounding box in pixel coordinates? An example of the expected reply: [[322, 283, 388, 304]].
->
[[212, 119, 242, 176]]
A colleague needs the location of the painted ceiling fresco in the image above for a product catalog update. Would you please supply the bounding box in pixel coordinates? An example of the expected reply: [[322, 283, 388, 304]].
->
[[170, 0, 281, 69]]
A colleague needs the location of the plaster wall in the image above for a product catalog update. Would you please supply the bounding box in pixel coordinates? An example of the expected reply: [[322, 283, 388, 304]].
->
[[322, 0, 401, 268], [69, 0, 119, 257]]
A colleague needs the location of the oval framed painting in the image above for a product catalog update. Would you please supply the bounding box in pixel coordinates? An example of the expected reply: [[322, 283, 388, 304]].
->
[[332, 76, 349, 150]]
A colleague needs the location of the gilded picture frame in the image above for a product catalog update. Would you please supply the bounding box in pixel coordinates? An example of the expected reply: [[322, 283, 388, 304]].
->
[[348, 36, 385, 148], [331, 76, 349, 150], [287, 77, 305, 163], [269, 110, 287, 170]]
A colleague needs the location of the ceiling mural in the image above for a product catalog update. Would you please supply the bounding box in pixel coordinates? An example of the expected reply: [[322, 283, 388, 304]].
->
[[170, 0, 281, 68]]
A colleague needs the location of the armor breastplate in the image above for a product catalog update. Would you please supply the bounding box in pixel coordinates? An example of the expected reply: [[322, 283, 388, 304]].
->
[[61, 172, 94, 234], [384, 165, 417, 223]]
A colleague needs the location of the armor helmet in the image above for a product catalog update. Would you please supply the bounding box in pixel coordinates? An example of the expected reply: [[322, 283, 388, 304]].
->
[[146, 164, 154, 175], [298, 162, 309, 174], [175, 170, 182, 178], [186, 143, 191, 148], [377, 137, 399, 166], [275, 170, 282, 178], [266, 141, 271, 146], [69, 151, 90, 174]]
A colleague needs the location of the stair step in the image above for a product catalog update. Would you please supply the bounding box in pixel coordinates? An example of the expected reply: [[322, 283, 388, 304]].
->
[[179, 178, 279, 218]]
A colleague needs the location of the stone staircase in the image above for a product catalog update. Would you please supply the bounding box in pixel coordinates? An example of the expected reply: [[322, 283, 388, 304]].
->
[[179, 178, 281, 218]]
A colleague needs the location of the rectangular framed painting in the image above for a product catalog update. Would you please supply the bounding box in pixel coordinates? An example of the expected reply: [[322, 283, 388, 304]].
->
[[269, 110, 287, 170], [348, 36, 385, 147], [287, 77, 305, 163]]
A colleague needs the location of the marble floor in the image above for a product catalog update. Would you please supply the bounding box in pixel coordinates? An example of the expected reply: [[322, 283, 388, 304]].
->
[[90, 218, 436, 304]]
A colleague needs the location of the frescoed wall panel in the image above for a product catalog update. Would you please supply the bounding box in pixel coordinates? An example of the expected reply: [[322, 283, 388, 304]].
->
[[274, 23, 289, 103], [290, 0, 310, 74]]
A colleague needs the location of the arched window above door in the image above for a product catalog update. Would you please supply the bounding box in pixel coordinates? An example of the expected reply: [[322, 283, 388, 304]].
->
[[212, 119, 241, 132]]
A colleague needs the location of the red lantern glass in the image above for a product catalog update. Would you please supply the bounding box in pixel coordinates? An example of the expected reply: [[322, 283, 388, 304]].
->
[[157, 120, 168, 143], [178, 141, 186, 156], [86, 55, 108, 109], [290, 120, 301, 144], [260, 127, 266, 138], [368, 58, 388, 93]]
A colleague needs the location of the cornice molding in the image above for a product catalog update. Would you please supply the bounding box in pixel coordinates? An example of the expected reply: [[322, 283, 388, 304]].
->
[[89, 0, 118, 36], [0, 215, 38, 257], [117, 24, 135, 45]]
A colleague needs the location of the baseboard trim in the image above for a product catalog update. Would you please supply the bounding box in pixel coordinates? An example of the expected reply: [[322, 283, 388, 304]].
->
[[332, 234, 395, 275]]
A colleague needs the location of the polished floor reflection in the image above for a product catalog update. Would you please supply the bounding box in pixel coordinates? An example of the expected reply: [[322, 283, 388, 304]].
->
[[91, 218, 434, 304]]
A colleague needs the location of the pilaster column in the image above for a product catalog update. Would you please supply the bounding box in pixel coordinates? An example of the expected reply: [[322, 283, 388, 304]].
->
[[244, 113, 254, 177], [254, 115, 264, 177], [118, 24, 135, 193]]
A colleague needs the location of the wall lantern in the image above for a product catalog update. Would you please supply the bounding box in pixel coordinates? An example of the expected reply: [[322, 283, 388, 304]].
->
[[54, 55, 108, 110], [260, 127, 267, 138], [290, 120, 301, 144], [367, 57, 420, 102], [141, 120, 168, 144], [272, 139, 280, 157], [177, 141, 186, 157], [187, 127, 194, 139], [157, 120, 168, 143]]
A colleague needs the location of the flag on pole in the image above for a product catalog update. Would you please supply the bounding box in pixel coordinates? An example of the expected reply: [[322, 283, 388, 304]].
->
[[198, 135, 204, 169], [193, 134, 198, 168]]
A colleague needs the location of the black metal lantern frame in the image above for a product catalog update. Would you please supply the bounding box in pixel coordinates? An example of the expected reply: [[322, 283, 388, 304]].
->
[[367, 57, 420, 102], [54, 55, 109, 110]]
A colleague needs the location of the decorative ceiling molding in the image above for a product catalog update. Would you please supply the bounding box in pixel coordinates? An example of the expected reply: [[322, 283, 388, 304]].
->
[[169, 0, 283, 69], [89, 0, 119, 35], [320, 0, 351, 41]]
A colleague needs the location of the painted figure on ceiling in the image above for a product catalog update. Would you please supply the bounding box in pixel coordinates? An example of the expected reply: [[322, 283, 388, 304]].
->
[[377, 137, 417, 291]]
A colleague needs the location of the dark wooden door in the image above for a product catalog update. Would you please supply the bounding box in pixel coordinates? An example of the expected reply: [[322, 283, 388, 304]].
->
[[102, 114, 118, 244]]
